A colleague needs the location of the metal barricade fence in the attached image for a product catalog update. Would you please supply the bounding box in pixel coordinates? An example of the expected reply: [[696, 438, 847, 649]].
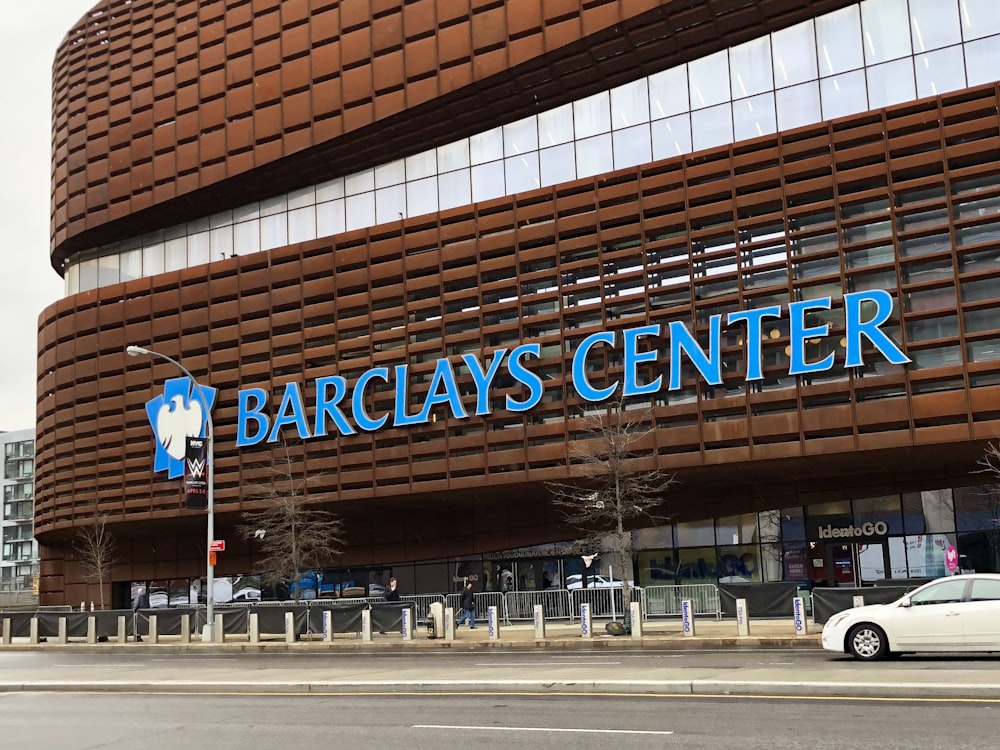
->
[[399, 594, 446, 622], [642, 584, 721, 619], [568, 587, 644, 620], [503, 589, 573, 621]]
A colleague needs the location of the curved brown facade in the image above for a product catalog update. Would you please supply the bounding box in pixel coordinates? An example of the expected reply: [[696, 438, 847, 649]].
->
[[50, 0, 856, 267], [38, 0, 1000, 605]]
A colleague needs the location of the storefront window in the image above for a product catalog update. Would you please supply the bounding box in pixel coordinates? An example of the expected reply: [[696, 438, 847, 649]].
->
[[675, 519, 715, 547], [637, 551, 677, 586], [781, 507, 806, 540], [954, 484, 1000, 531], [903, 533, 956, 578], [675, 547, 717, 583], [782, 543, 811, 581], [902, 488, 956, 533], [853, 494, 903, 534], [804, 499, 851, 537], [717, 545, 761, 582], [716, 513, 758, 545]]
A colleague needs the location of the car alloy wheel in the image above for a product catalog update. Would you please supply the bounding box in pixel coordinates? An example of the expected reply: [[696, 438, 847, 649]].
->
[[847, 623, 888, 660]]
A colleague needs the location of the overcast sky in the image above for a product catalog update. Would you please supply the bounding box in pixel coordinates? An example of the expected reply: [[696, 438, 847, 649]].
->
[[0, 1, 98, 431]]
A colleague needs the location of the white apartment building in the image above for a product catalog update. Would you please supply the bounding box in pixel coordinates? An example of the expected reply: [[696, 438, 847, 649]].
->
[[1, 428, 37, 594]]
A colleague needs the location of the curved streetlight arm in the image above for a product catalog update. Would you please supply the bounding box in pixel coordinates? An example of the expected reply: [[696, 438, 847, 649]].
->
[[126, 344, 216, 642]]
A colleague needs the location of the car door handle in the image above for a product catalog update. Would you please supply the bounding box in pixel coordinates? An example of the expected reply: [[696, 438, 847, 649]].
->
[[945, 611, 961, 616]]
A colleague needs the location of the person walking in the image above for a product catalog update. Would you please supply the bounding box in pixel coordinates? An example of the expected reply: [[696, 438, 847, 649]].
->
[[131, 585, 149, 642], [456, 581, 477, 628]]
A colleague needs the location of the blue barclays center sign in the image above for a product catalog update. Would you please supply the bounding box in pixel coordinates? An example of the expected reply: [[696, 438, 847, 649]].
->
[[235, 290, 909, 447]]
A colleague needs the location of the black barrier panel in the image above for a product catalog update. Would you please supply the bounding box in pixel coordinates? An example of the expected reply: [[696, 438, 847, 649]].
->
[[308, 602, 367, 634], [2, 613, 33, 638], [370, 602, 415, 633], [248, 606, 308, 636], [718, 582, 799, 618], [95, 610, 132, 638], [811, 586, 913, 625], [221, 608, 249, 636], [35, 611, 94, 637], [145, 608, 198, 636]]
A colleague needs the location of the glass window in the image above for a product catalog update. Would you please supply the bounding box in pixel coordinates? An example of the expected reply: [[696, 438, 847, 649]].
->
[[315, 177, 344, 203], [854, 494, 904, 534], [651, 114, 692, 159], [345, 192, 375, 231], [718, 545, 761, 582], [234, 218, 262, 254], [910, 576, 966, 604], [142, 244, 164, 277], [772, 20, 818, 87], [471, 126, 504, 165], [187, 231, 209, 266], [909, 0, 962, 52], [732, 92, 776, 141], [287, 206, 315, 243], [915, 46, 967, 97], [954, 484, 1000, 532], [573, 91, 612, 139], [575, 133, 613, 178], [503, 115, 538, 156], [438, 168, 471, 211], [539, 143, 577, 185], [861, 0, 912, 64], [406, 150, 437, 181], [612, 123, 652, 169], [97, 253, 119, 286], [471, 161, 505, 202], [611, 79, 650, 130], [903, 488, 956, 534], [538, 103, 574, 147], [375, 159, 405, 188], [961, 0, 1000, 41], [648, 65, 689, 119], [65, 262, 79, 294], [816, 5, 864, 75], [730, 36, 773, 98], [867, 58, 916, 109], [692, 103, 733, 151], [966, 35, 1000, 87], [164, 236, 186, 271], [716, 513, 759, 545], [375, 184, 406, 225], [407, 176, 438, 217], [287, 186, 314, 210], [504, 152, 540, 194], [805, 500, 852, 537], [675, 519, 715, 547], [689, 49, 731, 108], [233, 201, 260, 222], [675, 546, 717, 583], [260, 194, 286, 216], [970, 578, 1000, 600], [345, 169, 375, 196], [438, 139, 471, 171], [120, 248, 142, 281], [782, 507, 806, 541], [821, 69, 868, 120], [210, 225, 234, 258], [775, 81, 821, 131]]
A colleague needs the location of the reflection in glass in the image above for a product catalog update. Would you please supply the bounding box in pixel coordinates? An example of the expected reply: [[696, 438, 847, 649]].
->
[[689, 49, 731, 108], [504, 153, 540, 194], [867, 58, 916, 108], [961, 0, 1000, 42], [539, 143, 577, 185], [651, 114, 692, 159], [732, 93, 777, 141], [729, 36, 773, 98], [503, 115, 538, 156], [575, 133, 613, 178], [573, 91, 612, 139], [471, 161, 505, 202], [966, 35, 1000, 86], [538, 103, 575, 146], [820, 70, 868, 120], [692, 103, 733, 151], [915, 46, 967, 98], [816, 5, 864, 75], [648, 65, 689, 118], [470, 126, 504, 165], [861, 0, 912, 64], [909, 0, 962, 52], [611, 78, 650, 129], [612, 124, 652, 169], [438, 169, 471, 211], [775, 81, 821, 130], [772, 20, 818, 87]]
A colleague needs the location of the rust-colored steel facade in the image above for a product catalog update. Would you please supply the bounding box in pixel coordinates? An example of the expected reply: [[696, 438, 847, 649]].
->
[[37, 0, 1000, 604]]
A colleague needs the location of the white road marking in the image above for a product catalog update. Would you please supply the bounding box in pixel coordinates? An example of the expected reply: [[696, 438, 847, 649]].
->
[[415, 725, 673, 736], [475, 661, 622, 666]]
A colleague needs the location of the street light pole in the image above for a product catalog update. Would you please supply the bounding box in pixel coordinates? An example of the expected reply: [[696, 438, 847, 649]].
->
[[126, 345, 215, 642]]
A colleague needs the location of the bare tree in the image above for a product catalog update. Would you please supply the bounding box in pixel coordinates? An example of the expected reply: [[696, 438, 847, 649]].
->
[[74, 510, 118, 610], [973, 443, 1000, 571], [238, 443, 345, 601], [548, 396, 677, 627]]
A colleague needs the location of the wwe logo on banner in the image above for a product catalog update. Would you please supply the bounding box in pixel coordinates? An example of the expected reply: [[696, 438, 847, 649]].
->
[[184, 437, 209, 510]]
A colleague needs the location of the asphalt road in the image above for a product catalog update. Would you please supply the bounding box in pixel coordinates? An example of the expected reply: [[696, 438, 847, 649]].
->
[[2, 693, 999, 750]]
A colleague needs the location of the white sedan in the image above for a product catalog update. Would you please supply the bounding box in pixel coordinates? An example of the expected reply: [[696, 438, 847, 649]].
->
[[822, 573, 1000, 660]]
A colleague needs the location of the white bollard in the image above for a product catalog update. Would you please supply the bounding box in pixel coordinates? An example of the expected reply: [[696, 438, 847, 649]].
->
[[3, 618, 12, 645], [117, 615, 127, 644], [580, 602, 592, 639], [323, 610, 333, 642], [57, 617, 68, 644], [793, 597, 808, 635], [285, 612, 296, 643], [148, 614, 159, 644], [401, 607, 414, 641], [629, 601, 643, 638], [90, 602, 95, 612], [29, 617, 39, 644], [180, 614, 191, 644], [361, 609, 372, 641], [249, 613, 260, 644], [444, 606, 455, 641], [215, 613, 225, 643], [736, 598, 750, 636], [533, 603, 546, 639], [681, 599, 696, 636], [853, 595, 865, 608], [86, 616, 97, 644], [487, 606, 499, 640], [80, 601, 86, 612]]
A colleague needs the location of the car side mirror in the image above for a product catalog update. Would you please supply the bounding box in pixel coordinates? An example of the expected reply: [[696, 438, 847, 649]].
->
[[898, 596, 911, 608]]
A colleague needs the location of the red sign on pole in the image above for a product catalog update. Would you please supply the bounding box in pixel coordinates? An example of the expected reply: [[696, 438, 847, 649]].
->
[[209, 540, 225, 552], [208, 551, 217, 566]]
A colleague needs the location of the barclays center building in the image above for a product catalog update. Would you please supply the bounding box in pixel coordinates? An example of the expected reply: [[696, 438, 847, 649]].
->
[[33, 0, 1000, 607]]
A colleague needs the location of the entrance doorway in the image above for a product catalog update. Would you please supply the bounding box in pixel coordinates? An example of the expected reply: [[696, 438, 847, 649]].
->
[[822, 542, 891, 586]]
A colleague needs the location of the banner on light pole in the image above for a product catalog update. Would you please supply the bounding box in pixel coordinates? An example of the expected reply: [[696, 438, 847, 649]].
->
[[184, 437, 209, 509]]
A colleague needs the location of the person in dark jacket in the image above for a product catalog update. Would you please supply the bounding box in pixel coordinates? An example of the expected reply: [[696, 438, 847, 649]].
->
[[379, 577, 401, 634], [131, 585, 149, 642], [456, 581, 476, 628]]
